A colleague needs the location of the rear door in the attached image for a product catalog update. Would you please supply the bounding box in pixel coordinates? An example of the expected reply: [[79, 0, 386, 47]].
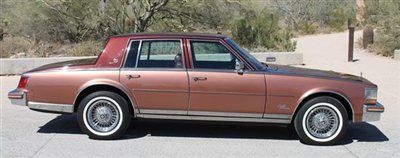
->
[[187, 39, 266, 117], [120, 39, 189, 115]]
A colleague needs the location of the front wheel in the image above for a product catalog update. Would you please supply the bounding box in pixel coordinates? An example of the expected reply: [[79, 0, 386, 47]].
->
[[294, 96, 348, 145], [77, 91, 131, 139]]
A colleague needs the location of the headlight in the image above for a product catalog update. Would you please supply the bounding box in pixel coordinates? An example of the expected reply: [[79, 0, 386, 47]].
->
[[364, 88, 377, 105]]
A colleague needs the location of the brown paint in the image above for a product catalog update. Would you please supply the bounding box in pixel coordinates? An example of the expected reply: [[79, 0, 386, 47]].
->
[[14, 33, 378, 123]]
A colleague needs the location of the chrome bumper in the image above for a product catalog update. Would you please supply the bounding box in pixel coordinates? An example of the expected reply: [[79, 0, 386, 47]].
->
[[8, 89, 27, 106], [362, 103, 384, 122], [8, 89, 74, 113]]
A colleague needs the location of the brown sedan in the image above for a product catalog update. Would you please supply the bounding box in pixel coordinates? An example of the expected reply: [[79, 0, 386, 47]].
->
[[8, 33, 384, 145]]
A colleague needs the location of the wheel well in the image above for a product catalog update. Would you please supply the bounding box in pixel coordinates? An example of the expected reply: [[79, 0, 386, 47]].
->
[[292, 92, 353, 122], [74, 85, 135, 116]]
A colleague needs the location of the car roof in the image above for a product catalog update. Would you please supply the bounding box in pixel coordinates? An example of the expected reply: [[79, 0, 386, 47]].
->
[[109, 32, 228, 39]]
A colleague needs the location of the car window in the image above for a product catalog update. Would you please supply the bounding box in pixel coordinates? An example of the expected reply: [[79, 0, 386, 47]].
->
[[124, 41, 140, 68], [137, 40, 183, 68], [190, 41, 239, 69]]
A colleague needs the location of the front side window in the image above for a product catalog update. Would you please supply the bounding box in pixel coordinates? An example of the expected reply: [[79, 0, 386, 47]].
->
[[124, 40, 183, 68], [190, 41, 239, 69]]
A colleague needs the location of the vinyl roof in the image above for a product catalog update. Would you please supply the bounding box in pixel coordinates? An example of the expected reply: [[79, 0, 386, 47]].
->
[[110, 32, 228, 39]]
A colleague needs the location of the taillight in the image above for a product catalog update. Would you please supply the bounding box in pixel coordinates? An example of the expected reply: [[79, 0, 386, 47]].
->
[[18, 76, 29, 89]]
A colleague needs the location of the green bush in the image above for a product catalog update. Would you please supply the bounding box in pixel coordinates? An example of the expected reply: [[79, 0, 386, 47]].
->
[[369, 16, 400, 57], [364, 0, 400, 56], [297, 21, 318, 35], [231, 12, 296, 52]]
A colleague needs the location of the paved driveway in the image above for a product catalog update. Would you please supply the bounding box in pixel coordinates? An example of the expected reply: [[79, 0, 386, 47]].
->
[[1, 31, 399, 157]]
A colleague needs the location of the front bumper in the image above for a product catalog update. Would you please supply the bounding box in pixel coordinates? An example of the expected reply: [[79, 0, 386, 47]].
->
[[8, 89, 74, 113], [362, 103, 384, 122]]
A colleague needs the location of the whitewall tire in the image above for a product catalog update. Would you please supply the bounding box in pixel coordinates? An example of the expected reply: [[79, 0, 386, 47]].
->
[[294, 96, 348, 145], [78, 91, 131, 139]]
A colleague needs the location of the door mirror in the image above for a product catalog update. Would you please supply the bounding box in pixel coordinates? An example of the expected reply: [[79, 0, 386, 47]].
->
[[235, 60, 244, 74]]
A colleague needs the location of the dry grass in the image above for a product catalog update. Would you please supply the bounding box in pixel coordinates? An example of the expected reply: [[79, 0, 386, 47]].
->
[[0, 36, 103, 58]]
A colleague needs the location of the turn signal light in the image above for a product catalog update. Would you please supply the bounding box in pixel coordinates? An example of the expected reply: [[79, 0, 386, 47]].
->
[[364, 88, 377, 105], [18, 76, 29, 89]]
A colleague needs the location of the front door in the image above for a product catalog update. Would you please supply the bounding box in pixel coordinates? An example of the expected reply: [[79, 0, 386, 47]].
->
[[187, 40, 266, 117], [120, 39, 189, 115]]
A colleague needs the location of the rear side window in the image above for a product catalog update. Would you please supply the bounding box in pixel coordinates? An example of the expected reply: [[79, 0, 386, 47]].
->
[[124, 41, 140, 68], [124, 40, 183, 68], [137, 40, 183, 68]]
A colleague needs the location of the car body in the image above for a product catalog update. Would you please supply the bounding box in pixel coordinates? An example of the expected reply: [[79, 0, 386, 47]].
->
[[8, 33, 384, 145]]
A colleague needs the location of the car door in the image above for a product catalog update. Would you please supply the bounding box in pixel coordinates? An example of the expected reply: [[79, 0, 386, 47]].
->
[[120, 39, 189, 115], [187, 39, 266, 117]]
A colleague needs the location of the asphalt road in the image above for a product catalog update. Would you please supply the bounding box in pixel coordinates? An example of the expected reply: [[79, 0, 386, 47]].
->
[[1, 31, 400, 157]]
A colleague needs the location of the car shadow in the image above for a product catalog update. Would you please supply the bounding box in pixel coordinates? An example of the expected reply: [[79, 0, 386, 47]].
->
[[37, 114, 388, 144]]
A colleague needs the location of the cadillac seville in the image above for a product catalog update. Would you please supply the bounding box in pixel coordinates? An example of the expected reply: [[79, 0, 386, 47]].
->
[[8, 33, 384, 145]]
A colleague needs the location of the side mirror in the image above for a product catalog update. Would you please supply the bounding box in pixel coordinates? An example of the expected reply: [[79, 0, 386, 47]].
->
[[235, 60, 244, 75]]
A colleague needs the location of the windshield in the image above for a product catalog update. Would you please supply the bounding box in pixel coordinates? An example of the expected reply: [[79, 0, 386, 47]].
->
[[226, 38, 266, 70]]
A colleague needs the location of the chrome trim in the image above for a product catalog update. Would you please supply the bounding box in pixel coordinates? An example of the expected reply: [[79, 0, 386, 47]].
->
[[131, 39, 184, 69], [191, 90, 264, 96], [135, 40, 142, 68], [138, 109, 291, 121], [8, 89, 27, 106], [292, 91, 355, 123], [264, 114, 292, 119], [362, 103, 384, 122], [28, 101, 74, 113], [140, 109, 187, 115], [121, 68, 186, 71], [136, 114, 290, 124], [189, 111, 262, 118], [133, 89, 188, 93]]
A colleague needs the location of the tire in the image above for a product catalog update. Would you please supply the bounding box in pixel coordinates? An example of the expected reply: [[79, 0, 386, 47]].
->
[[77, 91, 131, 139], [294, 96, 348, 145]]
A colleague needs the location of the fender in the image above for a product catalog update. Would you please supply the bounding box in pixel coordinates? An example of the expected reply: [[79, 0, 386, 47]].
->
[[292, 87, 354, 122], [73, 78, 139, 116]]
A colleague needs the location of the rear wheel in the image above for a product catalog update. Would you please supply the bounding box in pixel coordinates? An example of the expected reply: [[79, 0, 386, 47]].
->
[[77, 91, 131, 139], [294, 96, 348, 145]]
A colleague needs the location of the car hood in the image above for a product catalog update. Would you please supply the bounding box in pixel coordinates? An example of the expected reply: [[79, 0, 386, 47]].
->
[[266, 64, 373, 84], [25, 57, 97, 73]]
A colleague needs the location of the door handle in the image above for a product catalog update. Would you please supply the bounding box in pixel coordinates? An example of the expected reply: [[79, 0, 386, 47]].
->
[[193, 76, 207, 81], [126, 74, 141, 79]]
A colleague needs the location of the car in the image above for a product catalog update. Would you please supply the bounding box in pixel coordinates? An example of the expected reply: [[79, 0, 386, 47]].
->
[[8, 33, 384, 145]]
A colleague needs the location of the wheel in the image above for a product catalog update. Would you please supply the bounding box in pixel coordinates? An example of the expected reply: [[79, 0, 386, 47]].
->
[[77, 91, 131, 139], [294, 96, 348, 145]]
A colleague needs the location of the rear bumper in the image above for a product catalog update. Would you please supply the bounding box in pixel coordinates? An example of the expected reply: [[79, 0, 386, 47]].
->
[[8, 89, 74, 113], [8, 89, 27, 106], [362, 103, 384, 122]]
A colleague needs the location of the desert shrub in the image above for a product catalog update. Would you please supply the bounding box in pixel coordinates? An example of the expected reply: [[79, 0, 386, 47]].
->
[[297, 21, 318, 34], [275, 0, 355, 34], [369, 16, 400, 57], [231, 11, 296, 52], [363, 0, 400, 56], [324, 7, 351, 32], [0, 36, 103, 58], [0, 36, 33, 58], [67, 41, 103, 57]]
